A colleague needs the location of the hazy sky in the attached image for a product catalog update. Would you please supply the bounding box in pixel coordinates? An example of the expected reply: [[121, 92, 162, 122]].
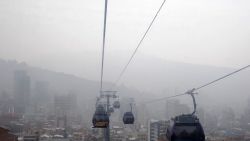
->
[[0, 0, 249, 80]]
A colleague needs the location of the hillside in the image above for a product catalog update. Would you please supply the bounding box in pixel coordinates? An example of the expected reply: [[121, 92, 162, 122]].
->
[[0, 56, 249, 121]]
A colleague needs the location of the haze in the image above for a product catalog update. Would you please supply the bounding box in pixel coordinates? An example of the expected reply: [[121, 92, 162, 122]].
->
[[0, 0, 250, 140], [0, 0, 250, 81]]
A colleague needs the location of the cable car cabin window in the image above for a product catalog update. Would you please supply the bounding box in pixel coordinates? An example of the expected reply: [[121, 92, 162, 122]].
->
[[172, 123, 204, 141], [92, 114, 109, 128], [175, 116, 197, 123], [93, 120, 109, 128]]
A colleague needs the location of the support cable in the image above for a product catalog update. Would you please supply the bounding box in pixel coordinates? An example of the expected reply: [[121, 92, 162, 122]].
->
[[195, 65, 250, 91], [100, 0, 109, 93], [110, 0, 167, 89], [143, 65, 250, 104]]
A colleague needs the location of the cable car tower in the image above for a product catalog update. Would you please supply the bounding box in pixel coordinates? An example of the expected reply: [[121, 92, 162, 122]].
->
[[102, 90, 118, 141], [92, 90, 119, 141]]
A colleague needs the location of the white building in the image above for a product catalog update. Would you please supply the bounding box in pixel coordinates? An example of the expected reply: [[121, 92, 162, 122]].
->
[[147, 120, 168, 141]]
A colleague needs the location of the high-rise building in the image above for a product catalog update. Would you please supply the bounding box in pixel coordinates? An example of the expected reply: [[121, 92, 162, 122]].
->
[[0, 91, 14, 115], [137, 131, 147, 141], [54, 92, 78, 128], [34, 81, 50, 105], [13, 70, 31, 114], [147, 120, 168, 141]]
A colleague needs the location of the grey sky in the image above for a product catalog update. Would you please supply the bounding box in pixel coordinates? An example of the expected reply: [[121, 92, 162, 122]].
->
[[0, 0, 249, 80]]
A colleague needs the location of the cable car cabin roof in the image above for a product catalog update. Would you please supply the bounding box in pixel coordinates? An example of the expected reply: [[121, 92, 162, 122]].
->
[[96, 105, 105, 110], [109, 107, 114, 113], [123, 112, 134, 120], [95, 105, 107, 114], [113, 101, 120, 108], [124, 112, 134, 116], [173, 114, 199, 124]]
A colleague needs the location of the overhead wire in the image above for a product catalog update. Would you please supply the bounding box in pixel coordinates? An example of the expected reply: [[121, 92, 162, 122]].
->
[[142, 65, 250, 104], [110, 0, 167, 90], [194, 65, 250, 91], [100, 0, 109, 93], [143, 93, 186, 104]]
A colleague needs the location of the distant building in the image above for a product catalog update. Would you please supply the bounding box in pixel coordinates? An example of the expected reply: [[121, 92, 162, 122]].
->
[[72, 132, 84, 141], [110, 126, 123, 141], [23, 135, 39, 141], [0, 126, 18, 141], [34, 81, 50, 105], [54, 93, 78, 128], [0, 91, 16, 125], [148, 120, 168, 141], [0, 91, 14, 115], [137, 132, 147, 141], [13, 70, 31, 114], [0, 113, 20, 127]]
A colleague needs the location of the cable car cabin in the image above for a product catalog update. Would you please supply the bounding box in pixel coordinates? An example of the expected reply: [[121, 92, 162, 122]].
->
[[166, 114, 205, 141], [109, 107, 114, 113], [92, 105, 109, 128], [123, 112, 134, 124], [113, 101, 120, 109]]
